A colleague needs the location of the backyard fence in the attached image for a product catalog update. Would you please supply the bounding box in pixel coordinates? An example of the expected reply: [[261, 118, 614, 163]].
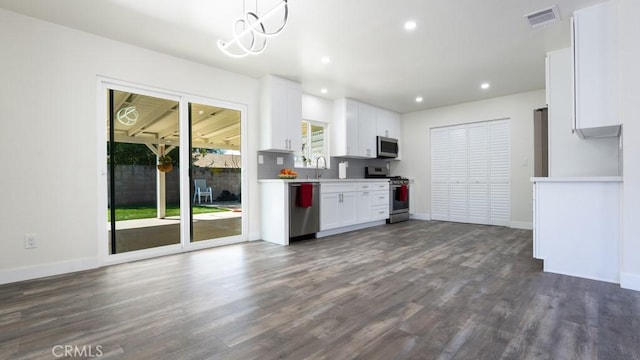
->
[[109, 165, 241, 206]]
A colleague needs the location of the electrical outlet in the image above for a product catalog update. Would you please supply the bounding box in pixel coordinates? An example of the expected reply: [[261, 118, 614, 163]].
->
[[258, 155, 264, 164], [276, 157, 283, 165], [25, 234, 37, 249]]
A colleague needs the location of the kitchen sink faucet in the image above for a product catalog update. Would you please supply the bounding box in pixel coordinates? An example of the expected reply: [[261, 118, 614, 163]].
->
[[315, 156, 327, 179]]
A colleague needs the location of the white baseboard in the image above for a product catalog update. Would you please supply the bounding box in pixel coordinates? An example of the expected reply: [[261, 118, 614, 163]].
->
[[317, 220, 386, 238], [249, 230, 262, 241], [0, 257, 99, 285], [410, 213, 430, 221], [620, 272, 640, 291], [510, 221, 533, 230], [544, 266, 619, 284]]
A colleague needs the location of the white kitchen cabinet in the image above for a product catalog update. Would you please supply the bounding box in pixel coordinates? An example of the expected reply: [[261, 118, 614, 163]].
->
[[371, 190, 390, 221], [572, 1, 620, 138], [320, 181, 388, 231], [259, 75, 302, 151], [332, 98, 379, 158], [340, 193, 357, 225], [320, 192, 340, 230], [259, 180, 290, 245], [332, 98, 359, 157], [320, 183, 358, 231], [531, 177, 621, 283], [376, 108, 401, 140], [355, 183, 379, 223], [356, 190, 372, 222]]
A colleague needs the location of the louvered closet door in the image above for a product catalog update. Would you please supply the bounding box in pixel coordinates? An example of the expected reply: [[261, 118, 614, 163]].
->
[[488, 120, 510, 226], [467, 123, 489, 224], [430, 120, 510, 226], [448, 126, 468, 223], [430, 128, 450, 221]]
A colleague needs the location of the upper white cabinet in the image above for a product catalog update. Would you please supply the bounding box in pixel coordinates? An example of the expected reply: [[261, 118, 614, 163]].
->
[[572, 0, 620, 138], [332, 98, 400, 158], [357, 102, 377, 158], [259, 75, 302, 151], [376, 109, 401, 140]]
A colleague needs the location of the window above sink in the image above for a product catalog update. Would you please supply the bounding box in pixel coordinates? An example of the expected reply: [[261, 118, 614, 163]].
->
[[294, 120, 329, 168]]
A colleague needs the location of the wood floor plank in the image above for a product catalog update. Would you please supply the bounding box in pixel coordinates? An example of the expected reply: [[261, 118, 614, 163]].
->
[[1, 220, 640, 359]]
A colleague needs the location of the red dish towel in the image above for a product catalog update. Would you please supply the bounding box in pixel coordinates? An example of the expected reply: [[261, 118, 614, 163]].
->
[[298, 183, 313, 208], [398, 184, 408, 202]]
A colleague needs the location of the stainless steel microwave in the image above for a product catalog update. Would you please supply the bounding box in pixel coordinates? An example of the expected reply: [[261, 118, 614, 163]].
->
[[377, 136, 399, 158]]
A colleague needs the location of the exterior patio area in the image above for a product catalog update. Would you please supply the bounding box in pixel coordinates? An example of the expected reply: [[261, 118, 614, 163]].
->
[[108, 202, 242, 253]]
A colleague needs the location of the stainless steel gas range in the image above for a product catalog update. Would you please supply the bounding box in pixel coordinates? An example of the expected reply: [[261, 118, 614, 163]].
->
[[388, 176, 410, 223], [365, 166, 410, 223]]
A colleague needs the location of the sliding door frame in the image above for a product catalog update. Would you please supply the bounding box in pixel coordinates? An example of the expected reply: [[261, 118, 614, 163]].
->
[[96, 77, 248, 266]]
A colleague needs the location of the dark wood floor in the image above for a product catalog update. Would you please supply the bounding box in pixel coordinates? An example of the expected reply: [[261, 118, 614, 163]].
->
[[2, 220, 640, 360]]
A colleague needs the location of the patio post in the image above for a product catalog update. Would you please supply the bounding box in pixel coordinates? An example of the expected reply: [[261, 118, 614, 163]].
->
[[157, 146, 166, 219]]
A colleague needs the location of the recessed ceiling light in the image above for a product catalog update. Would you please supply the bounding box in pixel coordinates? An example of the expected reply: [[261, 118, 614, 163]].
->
[[416, 96, 423, 103], [404, 21, 417, 31], [481, 82, 490, 90], [321, 88, 328, 94], [321, 56, 331, 64]]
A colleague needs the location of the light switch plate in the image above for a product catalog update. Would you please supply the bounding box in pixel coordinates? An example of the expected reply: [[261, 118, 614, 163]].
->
[[258, 155, 264, 164], [276, 157, 283, 165]]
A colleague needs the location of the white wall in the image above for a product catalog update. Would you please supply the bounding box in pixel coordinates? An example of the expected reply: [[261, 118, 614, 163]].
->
[[619, 0, 640, 291], [0, 9, 261, 283], [547, 48, 620, 177], [395, 90, 545, 228]]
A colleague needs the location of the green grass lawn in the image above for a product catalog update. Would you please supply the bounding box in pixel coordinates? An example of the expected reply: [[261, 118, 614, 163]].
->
[[108, 205, 229, 221]]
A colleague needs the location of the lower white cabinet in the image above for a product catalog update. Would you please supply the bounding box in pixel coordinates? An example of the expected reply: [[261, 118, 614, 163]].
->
[[371, 190, 389, 220], [320, 185, 356, 231], [320, 181, 389, 231], [531, 177, 621, 283], [356, 190, 372, 222]]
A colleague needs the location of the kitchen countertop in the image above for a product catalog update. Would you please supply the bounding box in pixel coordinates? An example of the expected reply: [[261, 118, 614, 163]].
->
[[259, 178, 391, 183], [530, 176, 623, 183]]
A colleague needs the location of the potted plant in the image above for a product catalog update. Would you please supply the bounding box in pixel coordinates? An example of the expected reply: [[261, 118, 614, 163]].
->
[[157, 154, 173, 173]]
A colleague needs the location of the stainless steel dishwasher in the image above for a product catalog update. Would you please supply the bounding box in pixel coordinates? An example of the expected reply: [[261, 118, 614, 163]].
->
[[289, 183, 320, 238]]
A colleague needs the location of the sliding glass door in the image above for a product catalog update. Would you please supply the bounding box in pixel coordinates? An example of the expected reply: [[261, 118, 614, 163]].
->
[[104, 83, 245, 258], [189, 102, 242, 242], [107, 89, 181, 254]]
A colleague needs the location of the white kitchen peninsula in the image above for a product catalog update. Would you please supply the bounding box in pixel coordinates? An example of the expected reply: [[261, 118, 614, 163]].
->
[[531, 177, 622, 283]]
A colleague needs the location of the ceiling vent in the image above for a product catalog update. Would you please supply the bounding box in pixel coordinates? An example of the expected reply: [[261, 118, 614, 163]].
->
[[524, 5, 561, 28]]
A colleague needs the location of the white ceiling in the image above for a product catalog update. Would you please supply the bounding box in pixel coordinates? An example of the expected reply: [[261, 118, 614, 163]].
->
[[0, 0, 607, 113]]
